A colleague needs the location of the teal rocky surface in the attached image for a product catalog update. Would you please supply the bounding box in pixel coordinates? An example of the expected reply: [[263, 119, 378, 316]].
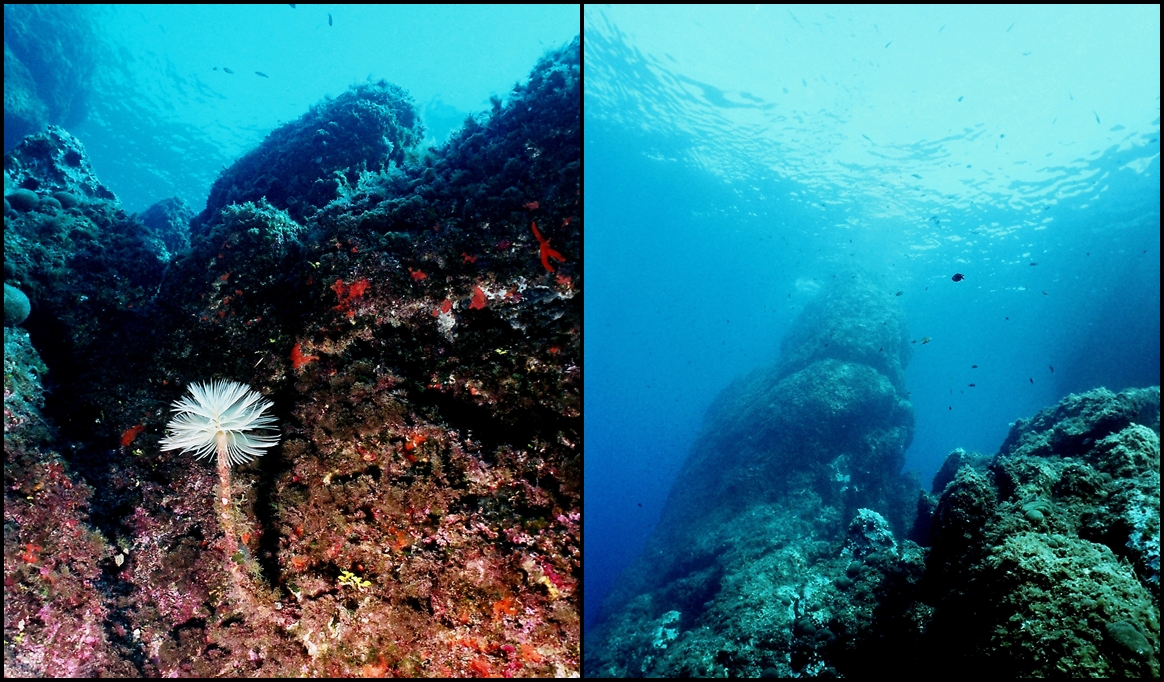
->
[[585, 271, 1159, 678]]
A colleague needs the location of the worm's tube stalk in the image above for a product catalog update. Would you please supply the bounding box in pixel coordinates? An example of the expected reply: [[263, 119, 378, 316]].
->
[[216, 432, 238, 555]]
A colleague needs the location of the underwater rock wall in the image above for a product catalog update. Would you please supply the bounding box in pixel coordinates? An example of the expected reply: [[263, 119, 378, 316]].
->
[[5, 38, 579, 677], [587, 271, 922, 677], [3, 5, 98, 153], [587, 324, 1160, 678], [3, 328, 137, 676], [4, 126, 174, 451]]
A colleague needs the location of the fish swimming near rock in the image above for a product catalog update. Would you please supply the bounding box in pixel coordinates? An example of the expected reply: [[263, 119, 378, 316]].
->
[[951, 273, 965, 282], [255, 71, 268, 78]]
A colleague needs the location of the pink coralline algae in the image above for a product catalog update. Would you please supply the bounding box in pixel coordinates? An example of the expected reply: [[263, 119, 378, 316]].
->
[[4, 35, 579, 678]]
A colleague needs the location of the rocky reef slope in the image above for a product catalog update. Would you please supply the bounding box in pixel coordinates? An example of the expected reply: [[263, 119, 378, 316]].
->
[[586, 271, 1159, 678], [587, 271, 922, 677], [5, 38, 579, 677]]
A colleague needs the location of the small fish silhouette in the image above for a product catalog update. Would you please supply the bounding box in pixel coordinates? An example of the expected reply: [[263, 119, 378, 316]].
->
[[895, 291, 903, 296], [968, 384, 976, 387], [223, 67, 234, 74], [1049, 365, 1054, 373], [328, 13, 333, 26], [255, 71, 268, 78], [951, 273, 965, 282], [1030, 377, 1034, 384], [971, 365, 978, 368]]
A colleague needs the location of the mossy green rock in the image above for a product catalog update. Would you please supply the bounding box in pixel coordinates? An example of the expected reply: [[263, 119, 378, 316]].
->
[[6, 189, 39, 212], [52, 191, 80, 208], [1106, 620, 1152, 658], [5, 283, 31, 326]]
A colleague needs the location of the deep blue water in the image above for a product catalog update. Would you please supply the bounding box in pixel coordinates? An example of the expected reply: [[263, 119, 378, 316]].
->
[[584, 5, 1160, 633], [6, 4, 579, 213]]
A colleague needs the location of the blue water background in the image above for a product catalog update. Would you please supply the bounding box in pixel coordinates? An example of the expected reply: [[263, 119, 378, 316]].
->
[[16, 5, 579, 213], [584, 5, 1160, 633]]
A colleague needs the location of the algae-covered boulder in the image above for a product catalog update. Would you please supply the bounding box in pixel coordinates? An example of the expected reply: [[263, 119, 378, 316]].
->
[[51, 190, 79, 208], [38, 194, 61, 212], [924, 387, 1160, 677], [998, 387, 1154, 460], [3, 126, 118, 202], [195, 80, 425, 232], [5, 188, 39, 212], [4, 283, 31, 326]]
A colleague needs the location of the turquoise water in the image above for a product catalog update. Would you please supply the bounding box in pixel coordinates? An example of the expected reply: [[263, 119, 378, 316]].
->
[[7, 4, 578, 213], [584, 4, 1160, 634]]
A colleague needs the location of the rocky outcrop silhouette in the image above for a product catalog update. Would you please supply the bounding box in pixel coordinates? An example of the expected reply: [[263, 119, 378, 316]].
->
[[588, 271, 921, 677]]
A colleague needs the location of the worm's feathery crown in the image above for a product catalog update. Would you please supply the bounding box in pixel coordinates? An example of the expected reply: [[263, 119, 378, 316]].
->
[[159, 380, 279, 466]]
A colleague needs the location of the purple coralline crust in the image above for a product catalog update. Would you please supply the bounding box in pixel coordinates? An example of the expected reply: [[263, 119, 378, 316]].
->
[[4, 329, 136, 677], [4, 37, 579, 677]]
